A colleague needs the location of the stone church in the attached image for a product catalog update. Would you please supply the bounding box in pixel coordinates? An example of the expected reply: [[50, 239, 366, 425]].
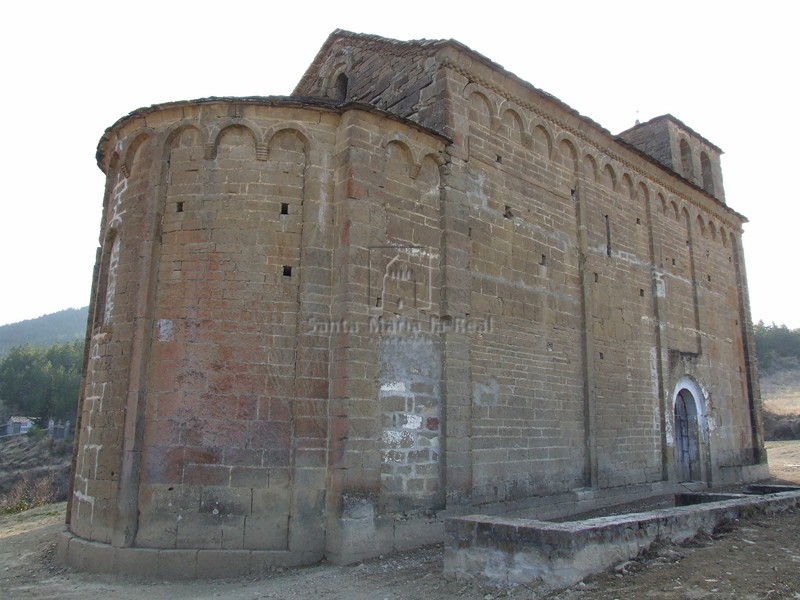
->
[[61, 30, 767, 576]]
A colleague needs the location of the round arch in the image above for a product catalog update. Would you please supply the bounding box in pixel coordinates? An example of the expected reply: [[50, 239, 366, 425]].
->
[[671, 376, 710, 483]]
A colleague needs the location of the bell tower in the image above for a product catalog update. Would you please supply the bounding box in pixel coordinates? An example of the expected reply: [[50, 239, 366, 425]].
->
[[619, 114, 725, 203]]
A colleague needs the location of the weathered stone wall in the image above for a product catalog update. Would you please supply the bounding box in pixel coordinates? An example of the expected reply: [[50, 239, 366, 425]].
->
[[322, 109, 448, 562], [71, 130, 157, 544], [69, 100, 451, 565], [456, 75, 588, 502], [134, 110, 333, 554], [302, 35, 765, 510], [434, 47, 755, 502], [65, 31, 766, 574]]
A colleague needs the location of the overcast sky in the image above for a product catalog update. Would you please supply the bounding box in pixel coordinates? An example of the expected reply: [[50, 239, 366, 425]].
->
[[1, 1, 797, 328]]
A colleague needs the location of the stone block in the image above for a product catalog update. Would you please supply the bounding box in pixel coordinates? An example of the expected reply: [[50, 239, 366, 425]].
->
[[196, 550, 253, 578], [243, 515, 289, 550], [183, 464, 230, 486], [157, 549, 199, 579], [115, 546, 160, 578]]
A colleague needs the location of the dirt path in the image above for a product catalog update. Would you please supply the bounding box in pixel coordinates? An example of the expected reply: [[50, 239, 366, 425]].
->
[[765, 440, 800, 483], [2, 442, 800, 599]]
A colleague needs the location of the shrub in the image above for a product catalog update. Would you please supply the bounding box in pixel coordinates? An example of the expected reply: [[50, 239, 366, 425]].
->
[[26, 425, 45, 440], [0, 471, 57, 514], [763, 411, 800, 441]]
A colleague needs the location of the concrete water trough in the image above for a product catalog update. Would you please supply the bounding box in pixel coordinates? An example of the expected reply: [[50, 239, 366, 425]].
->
[[443, 487, 800, 589]]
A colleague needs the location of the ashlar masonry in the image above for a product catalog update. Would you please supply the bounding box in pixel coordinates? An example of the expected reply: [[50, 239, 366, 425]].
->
[[61, 30, 766, 576]]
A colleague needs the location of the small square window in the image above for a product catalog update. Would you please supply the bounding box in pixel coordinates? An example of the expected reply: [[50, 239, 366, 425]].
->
[[282, 266, 292, 277]]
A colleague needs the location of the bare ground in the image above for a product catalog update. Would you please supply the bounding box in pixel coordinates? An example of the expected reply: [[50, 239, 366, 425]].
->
[[762, 367, 800, 416], [1, 442, 799, 600]]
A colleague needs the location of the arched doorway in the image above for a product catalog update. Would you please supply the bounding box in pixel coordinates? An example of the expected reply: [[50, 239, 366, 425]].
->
[[674, 388, 701, 482]]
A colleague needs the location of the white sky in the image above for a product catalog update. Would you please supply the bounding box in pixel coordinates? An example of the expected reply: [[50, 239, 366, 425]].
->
[[1, 1, 797, 328]]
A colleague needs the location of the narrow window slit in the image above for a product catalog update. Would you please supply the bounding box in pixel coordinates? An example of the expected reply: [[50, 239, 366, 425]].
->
[[335, 73, 348, 101], [280, 203, 289, 215], [176, 202, 184, 213]]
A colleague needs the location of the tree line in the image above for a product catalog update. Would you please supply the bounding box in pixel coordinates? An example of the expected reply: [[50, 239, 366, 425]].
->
[[0, 340, 83, 423], [754, 321, 800, 373]]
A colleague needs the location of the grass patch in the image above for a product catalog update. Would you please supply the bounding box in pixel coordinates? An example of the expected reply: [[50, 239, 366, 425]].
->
[[0, 471, 58, 515]]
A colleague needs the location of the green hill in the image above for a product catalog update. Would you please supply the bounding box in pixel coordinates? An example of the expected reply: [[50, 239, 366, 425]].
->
[[0, 308, 88, 357]]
